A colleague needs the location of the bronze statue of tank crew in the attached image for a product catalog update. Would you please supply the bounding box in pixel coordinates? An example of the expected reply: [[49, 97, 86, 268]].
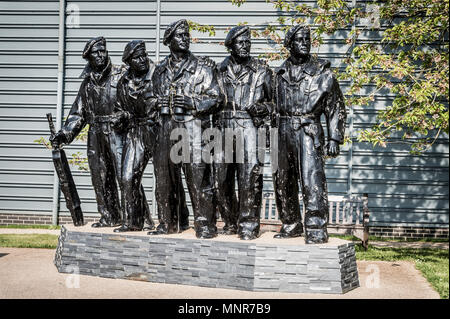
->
[[272, 25, 346, 243], [214, 26, 273, 240], [111, 40, 157, 232], [112, 40, 190, 232], [50, 37, 153, 229], [148, 19, 223, 239]]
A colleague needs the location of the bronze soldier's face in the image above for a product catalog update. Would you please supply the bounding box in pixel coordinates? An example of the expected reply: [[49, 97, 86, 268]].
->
[[230, 33, 251, 59], [88, 43, 108, 70], [170, 27, 190, 53], [290, 29, 311, 58], [129, 48, 149, 74]]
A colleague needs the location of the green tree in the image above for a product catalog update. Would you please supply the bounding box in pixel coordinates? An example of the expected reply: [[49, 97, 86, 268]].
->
[[192, 0, 449, 154], [39, 0, 449, 164]]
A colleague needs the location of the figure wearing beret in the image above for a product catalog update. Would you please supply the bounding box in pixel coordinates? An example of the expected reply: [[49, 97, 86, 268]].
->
[[214, 26, 274, 240], [148, 19, 224, 239], [112, 40, 189, 232], [272, 25, 346, 243], [49, 37, 136, 228], [107, 40, 157, 232]]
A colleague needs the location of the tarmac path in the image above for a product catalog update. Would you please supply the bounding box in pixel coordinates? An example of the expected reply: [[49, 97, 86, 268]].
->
[[0, 247, 440, 299]]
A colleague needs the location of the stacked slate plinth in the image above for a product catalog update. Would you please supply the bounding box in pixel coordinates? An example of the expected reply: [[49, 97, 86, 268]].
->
[[55, 224, 359, 294]]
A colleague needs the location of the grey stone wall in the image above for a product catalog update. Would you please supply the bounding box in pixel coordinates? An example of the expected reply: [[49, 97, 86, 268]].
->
[[55, 226, 359, 294]]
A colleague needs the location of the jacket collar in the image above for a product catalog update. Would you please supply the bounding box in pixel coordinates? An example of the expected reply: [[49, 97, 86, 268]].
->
[[79, 57, 112, 82], [157, 51, 197, 76], [276, 55, 318, 79], [219, 56, 257, 74]]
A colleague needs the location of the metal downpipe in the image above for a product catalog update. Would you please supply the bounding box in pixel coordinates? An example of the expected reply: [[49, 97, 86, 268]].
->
[[51, 0, 66, 225]]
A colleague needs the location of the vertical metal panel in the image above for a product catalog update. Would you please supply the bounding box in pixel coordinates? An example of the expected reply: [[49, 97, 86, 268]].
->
[[0, 0, 448, 228], [0, 0, 60, 213], [51, 0, 66, 225]]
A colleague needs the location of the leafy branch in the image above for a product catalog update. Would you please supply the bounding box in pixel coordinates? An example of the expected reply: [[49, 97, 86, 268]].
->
[[35, 123, 90, 171], [220, 0, 449, 154]]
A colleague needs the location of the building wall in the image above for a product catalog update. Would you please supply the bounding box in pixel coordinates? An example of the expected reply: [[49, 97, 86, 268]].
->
[[0, 0, 448, 233], [0, 0, 60, 213]]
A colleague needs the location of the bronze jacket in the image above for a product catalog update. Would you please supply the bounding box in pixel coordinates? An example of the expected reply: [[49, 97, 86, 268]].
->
[[60, 58, 125, 143], [114, 59, 157, 127], [274, 56, 346, 143], [217, 56, 273, 117], [151, 52, 223, 116]]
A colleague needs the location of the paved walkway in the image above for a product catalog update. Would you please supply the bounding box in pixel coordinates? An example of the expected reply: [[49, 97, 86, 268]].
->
[[0, 226, 445, 299], [0, 247, 440, 299]]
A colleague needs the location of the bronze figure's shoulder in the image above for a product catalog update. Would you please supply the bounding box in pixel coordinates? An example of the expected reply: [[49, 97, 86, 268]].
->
[[315, 57, 331, 73]]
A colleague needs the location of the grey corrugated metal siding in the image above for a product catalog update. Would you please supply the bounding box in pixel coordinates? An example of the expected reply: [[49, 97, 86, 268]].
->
[[0, 0, 448, 227], [0, 0, 60, 213]]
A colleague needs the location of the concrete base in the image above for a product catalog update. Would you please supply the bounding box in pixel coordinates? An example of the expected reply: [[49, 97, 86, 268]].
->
[[54, 224, 359, 294]]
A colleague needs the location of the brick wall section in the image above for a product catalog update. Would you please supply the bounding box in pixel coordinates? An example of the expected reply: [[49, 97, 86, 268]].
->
[[368, 226, 449, 240], [0, 213, 98, 226], [1, 213, 448, 239]]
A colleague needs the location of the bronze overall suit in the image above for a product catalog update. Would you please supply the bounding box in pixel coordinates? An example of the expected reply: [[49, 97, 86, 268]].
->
[[151, 52, 223, 238], [214, 56, 273, 239], [273, 56, 346, 243], [54, 38, 154, 228], [58, 58, 124, 227], [114, 39, 189, 232], [113, 58, 158, 231]]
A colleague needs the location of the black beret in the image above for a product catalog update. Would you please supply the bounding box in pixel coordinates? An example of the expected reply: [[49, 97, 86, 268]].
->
[[284, 25, 310, 48], [163, 19, 189, 46], [225, 25, 250, 48], [82, 36, 106, 59], [122, 40, 146, 63]]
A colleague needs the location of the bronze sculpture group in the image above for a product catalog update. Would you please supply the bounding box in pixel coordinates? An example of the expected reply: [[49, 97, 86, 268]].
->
[[50, 20, 346, 244]]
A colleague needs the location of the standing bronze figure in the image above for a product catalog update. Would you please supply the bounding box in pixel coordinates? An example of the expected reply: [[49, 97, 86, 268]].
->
[[49, 37, 152, 228], [112, 40, 157, 232], [273, 25, 346, 243], [50, 37, 123, 228], [214, 26, 273, 240], [149, 19, 223, 239]]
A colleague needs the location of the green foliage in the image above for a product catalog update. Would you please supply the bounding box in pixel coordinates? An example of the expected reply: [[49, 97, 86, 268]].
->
[[329, 233, 449, 243], [35, 122, 90, 171], [0, 224, 61, 230], [0, 234, 59, 249], [188, 20, 217, 43], [34, 137, 52, 150], [230, 0, 246, 7], [416, 257, 449, 299], [223, 0, 449, 154], [68, 151, 89, 171], [356, 245, 449, 298]]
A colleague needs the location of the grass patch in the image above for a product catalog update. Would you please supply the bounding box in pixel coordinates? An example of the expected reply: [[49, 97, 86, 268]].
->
[[0, 224, 61, 230], [356, 245, 449, 299], [0, 234, 59, 249], [329, 233, 448, 243], [368, 236, 448, 243]]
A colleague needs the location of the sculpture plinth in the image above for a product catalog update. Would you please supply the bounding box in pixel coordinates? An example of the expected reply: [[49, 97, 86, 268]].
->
[[55, 224, 359, 294]]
